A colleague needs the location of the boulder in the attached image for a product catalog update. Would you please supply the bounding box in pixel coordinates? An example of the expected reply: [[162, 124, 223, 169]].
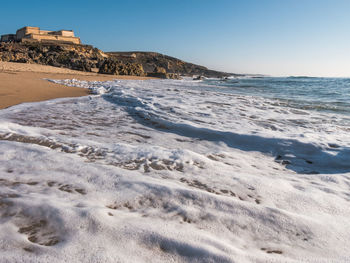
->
[[98, 58, 144, 76], [193, 75, 205, 80], [154, 66, 166, 74], [146, 72, 181, 79]]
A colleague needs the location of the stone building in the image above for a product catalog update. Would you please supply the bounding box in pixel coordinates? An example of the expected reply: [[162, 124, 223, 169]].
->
[[0, 26, 81, 44]]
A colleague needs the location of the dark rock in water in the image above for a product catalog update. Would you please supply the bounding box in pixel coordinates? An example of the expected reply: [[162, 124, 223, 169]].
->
[[220, 77, 235, 82], [281, 160, 291, 165], [275, 155, 282, 160], [328, 143, 340, 148], [193, 75, 205, 80], [306, 171, 320, 174], [275, 156, 292, 166]]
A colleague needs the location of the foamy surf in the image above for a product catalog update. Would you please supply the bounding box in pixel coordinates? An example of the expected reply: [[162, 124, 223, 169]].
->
[[1, 77, 350, 262]]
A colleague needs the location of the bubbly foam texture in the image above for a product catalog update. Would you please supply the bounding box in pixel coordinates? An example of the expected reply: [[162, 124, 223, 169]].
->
[[0, 78, 350, 262]]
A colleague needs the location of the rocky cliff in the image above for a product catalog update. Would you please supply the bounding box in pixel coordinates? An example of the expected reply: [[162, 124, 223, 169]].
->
[[0, 42, 238, 78], [0, 42, 145, 76]]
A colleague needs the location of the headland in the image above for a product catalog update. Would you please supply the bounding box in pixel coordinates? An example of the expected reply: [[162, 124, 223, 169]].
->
[[0, 26, 236, 108]]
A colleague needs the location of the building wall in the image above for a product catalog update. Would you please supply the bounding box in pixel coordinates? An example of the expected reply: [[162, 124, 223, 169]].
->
[[1, 34, 16, 42], [1, 27, 81, 44], [16, 27, 40, 40], [59, 31, 75, 37], [22, 34, 81, 44], [49, 30, 75, 37], [39, 30, 52, 35]]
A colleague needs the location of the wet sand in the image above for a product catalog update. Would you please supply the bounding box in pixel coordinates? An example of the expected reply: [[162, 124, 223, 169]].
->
[[0, 62, 153, 109]]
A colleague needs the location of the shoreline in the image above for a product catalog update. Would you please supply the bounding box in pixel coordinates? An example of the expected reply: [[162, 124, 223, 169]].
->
[[0, 61, 153, 109]]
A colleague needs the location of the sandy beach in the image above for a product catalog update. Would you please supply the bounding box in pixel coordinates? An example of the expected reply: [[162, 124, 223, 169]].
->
[[1, 76, 350, 262], [0, 61, 152, 109]]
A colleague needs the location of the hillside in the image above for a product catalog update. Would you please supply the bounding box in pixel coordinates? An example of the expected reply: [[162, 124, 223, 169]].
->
[[107, 51, 240, 78], [0, 42, 239, 78]]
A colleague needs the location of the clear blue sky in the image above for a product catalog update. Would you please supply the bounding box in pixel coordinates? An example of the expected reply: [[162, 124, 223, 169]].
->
[[1, 0, 350, 77]]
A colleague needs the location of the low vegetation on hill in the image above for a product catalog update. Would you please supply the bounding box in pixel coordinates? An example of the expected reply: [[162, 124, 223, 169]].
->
[[107, 51, 236, 78]]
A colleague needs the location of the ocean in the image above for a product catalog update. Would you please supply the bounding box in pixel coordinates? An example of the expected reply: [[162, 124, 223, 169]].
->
[[0, 76, 350, 262], [208, 77, 350, 115]]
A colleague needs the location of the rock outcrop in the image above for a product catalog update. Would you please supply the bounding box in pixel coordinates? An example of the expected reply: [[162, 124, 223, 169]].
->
[[0, 42, 239, 78], [146, 72, 181, 79], [0, 42, 144, 76], [145, 66, 181, 79], [98, 58, 144, 76], [193, 75, 206, 81], [107, 51, 241, 78], [0, 42, 104, 72]]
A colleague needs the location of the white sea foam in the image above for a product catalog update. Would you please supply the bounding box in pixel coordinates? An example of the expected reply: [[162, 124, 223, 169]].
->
[[0, 78, 350, 262]]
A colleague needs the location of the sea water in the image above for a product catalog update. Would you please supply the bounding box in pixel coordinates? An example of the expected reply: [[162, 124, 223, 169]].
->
[[207, 77, 350, 115], [0, 77, 350, 262]]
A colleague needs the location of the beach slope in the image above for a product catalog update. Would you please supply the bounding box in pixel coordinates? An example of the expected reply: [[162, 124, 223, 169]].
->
[[0, 61, 152, 109]]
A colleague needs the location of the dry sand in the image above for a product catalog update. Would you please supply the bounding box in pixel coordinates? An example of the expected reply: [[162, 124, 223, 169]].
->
[[0, 61, 153, 109]]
